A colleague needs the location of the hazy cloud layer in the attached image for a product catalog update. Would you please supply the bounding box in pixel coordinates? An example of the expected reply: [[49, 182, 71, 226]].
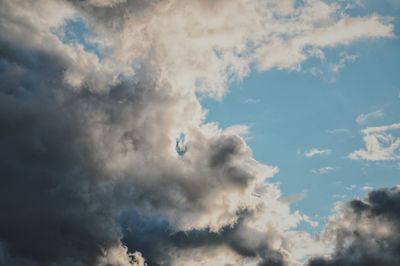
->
[[0, 0, 396, 265]]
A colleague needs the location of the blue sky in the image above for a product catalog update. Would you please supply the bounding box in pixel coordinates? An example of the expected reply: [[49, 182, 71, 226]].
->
[[202, 4, 400, 231]]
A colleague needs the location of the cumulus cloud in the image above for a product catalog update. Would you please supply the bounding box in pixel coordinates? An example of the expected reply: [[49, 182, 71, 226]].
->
[[68, 0, 393, 98], [349, 123, 400, 161], [0, 0, 395, 265], [356, 109, 385, 125], [304, 149, 332, 158], [307, 186, 400, 266]]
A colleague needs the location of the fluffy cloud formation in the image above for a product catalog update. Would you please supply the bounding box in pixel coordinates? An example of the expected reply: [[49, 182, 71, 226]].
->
[[0, 0, 395, 265], [307, 186, 400, 266], [349, 123, 400, 161], [69, 0, 393, 98]]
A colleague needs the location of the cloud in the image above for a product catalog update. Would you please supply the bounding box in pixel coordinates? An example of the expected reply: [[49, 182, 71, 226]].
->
[[348, 123, 400, 161], [305, 51, 359, 82], [244, 98, 261, 104], [87, 0, 126, 7], [307, 186, 400, 266], [329, 52, 359, 74], [326, 128, 351, 135], [328, 52, 359, 82], [70, 0, 393, 98], [224, 124, 251, 138], [356, 109, 385, 125], [361, 186, 374, 191], [312, 167, 335, 175], [304, 149, 332, 158], [119, 209, 289, 266], [0, 0, 395, 265]]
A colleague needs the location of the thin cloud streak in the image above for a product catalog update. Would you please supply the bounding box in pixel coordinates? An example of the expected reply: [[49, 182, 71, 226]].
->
[[304, 148, 332, 158], [356, 109, 385, 125]]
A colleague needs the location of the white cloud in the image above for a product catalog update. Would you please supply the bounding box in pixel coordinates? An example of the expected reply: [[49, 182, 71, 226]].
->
[[312, 166, 335, 174], [361, 186, 373, 191], [327, 128, 352, 134], [304, 148, 332, 157], [244, 98, 260, 104], [333, 194, 348, 199], [331, 52, 359, 73], [349, 123, 400, 161], [88, 0, 126, 7], [346, 184, 358, 191], [224, 124, 250, 137], [80, 0, 394, 98], [304, 51, 359, 82], [356, 109, 385, 124], [328, 51, 359, 82]]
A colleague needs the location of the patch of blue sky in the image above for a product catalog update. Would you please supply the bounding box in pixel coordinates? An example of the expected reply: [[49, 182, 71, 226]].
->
[[54, 17, 102, 59], [201, 9, 400, 233]]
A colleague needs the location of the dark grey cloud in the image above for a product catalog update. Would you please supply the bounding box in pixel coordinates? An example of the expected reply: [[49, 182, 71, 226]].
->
[[307, 186, 400, 266], [119, 210, 286, 266], [0, 74, 131, 265]]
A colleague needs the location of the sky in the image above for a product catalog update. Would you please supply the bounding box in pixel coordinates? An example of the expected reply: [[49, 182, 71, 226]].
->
[[0, 1, 400, 266]]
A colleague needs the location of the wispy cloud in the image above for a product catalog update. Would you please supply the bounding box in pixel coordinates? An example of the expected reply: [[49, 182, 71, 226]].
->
[[327, 128, 352, 134], [312, 166, 335, 174], [349, 123, 400, 161], [361, 186, 373, 191], [356, 109, 384, 125], [328, 51, 359, 82], [304, 148, 332, 157], [305, 51, 359, 82], [330, 52, 359, 72], [244, 98, 260, 104]]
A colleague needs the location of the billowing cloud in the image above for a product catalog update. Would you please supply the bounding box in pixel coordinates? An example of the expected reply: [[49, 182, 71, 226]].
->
[[307, 186, 400, 266], [68, 0, 393, 98], [0, 0, 395, 265], [349, 123, 400, 161]]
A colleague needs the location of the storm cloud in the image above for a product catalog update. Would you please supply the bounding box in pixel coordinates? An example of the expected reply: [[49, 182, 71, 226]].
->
[[307, 186, 400, 266], [0, 0, 396, 265]]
